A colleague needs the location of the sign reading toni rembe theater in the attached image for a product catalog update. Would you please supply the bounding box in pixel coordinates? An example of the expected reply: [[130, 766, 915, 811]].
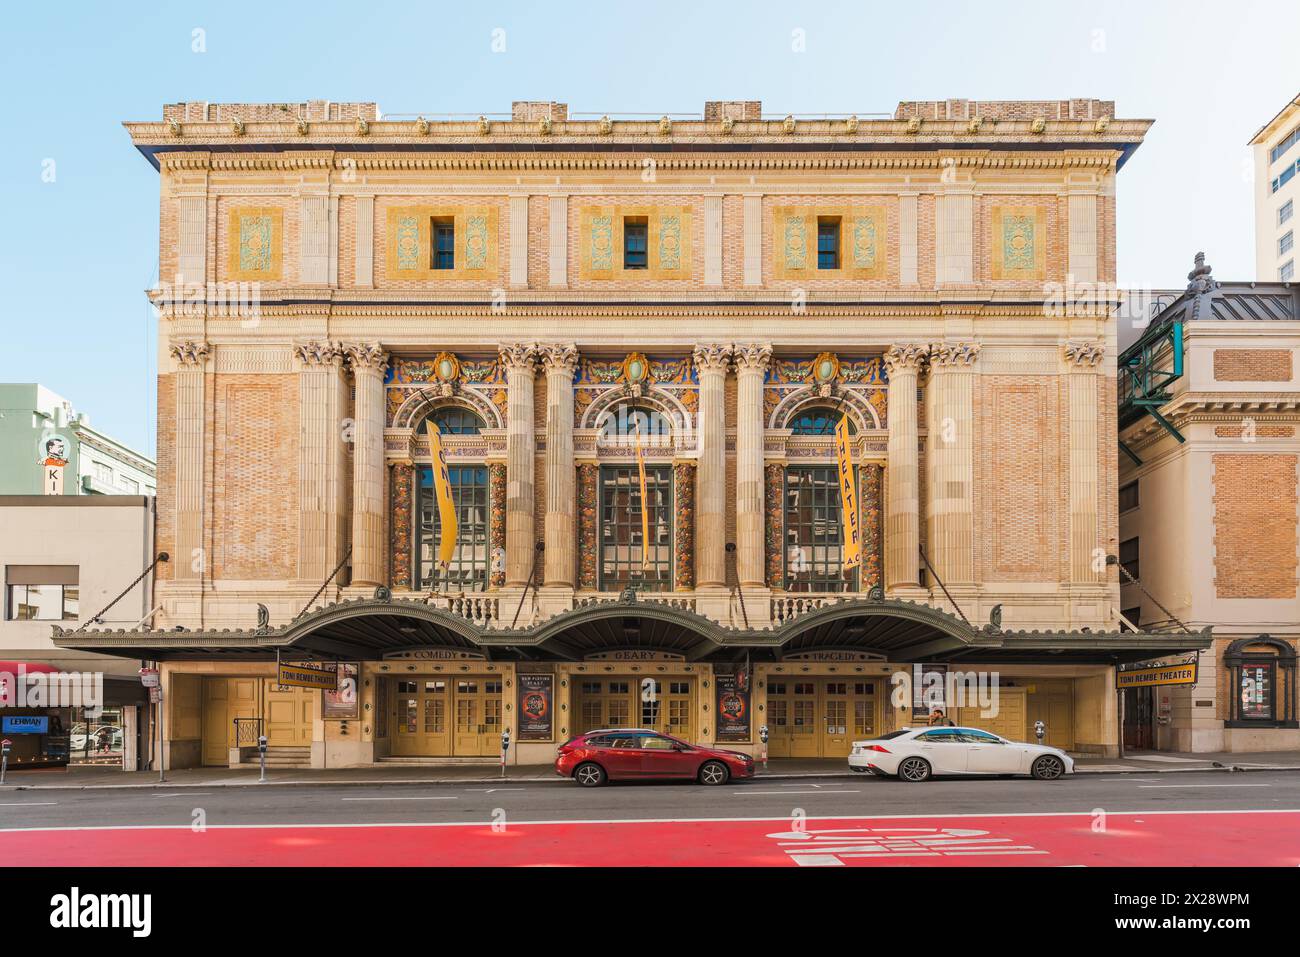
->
[[1117, 662, 1199, 689], [276, 662, 339, 691]]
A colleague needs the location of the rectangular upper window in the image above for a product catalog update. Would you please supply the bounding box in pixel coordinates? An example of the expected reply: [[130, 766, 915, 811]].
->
[[1280, 231, 1294, 256], [1119, 537, 1140, 583], [623, 218, 648, 270], [1280, 199, 1294, 226], [1271, 124, 1300, 166], [4, 567, 79, 621], [1272, 161, 1297, 193], [1119, 480, 1139, 513], [817, 217, 840, 270], [431, 219, 455, 270], [1281, 259, 1295, 282]]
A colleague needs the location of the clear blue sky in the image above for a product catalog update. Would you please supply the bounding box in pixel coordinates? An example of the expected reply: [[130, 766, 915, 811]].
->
[[1, 0, 1296, 456]]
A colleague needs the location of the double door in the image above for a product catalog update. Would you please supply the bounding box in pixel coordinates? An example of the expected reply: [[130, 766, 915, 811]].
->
[[391, 677, 501, 757], [574, 678, 694, 741], [767, 678, 879, 758]]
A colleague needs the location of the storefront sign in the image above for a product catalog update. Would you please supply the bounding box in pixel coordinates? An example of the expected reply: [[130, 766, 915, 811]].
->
[[912, 663, 948, 720], [583, 650, 684, 662], [138, 668, 160, 688], [381, 649, 486, 661], [780, 651, 884, 662], [276, 661, 339, 691], [1117, 661, 1198, 689], [2, 716, 49, 734], [517, 674, 554, 741], [322, 663, 359, 719], [715, 669, 751, 743]]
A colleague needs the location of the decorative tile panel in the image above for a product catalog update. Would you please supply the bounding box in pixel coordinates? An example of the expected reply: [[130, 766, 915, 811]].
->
[[990, 206, 1048, 280], [225, 207, 283, 281], [673, 462, 696, 590]]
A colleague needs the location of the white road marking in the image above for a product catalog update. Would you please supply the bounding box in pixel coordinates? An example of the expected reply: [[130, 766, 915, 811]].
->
[[1142, 783, 1272, 789], [2, 807, 1296, 834], [464, 788, 526, 794], [738, 790, 861, 795], [154, 792, 211, 798], [341, 795, 459, 802], [0, 802, 58, 807]]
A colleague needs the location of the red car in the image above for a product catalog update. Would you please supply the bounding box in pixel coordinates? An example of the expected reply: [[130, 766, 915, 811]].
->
[[556, 729, 756, 787]]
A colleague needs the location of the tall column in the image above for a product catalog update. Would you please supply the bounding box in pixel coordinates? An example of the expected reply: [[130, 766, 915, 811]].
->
[[884, 345, 927, 592], [1065, 341, 1106, 585], [733, 343, 771, 587], [170, 340, 209, 581], [295, 341, 348, 582], [924, 342, 979, 586], [693, 344, 731, 589], [541, 343, 579, 587], [500, 343, 539, 587], [346, 342, 389, 587]]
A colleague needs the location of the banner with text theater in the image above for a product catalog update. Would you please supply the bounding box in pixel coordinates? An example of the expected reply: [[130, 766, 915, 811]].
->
[[517, 674, 554, 741], [715, 670, 751, 743]]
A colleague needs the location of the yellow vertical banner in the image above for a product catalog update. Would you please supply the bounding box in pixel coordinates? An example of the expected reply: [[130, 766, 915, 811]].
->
[[834, 415, 862, 570], [633, 419, 651, 571], [426, 422, 459, 567]]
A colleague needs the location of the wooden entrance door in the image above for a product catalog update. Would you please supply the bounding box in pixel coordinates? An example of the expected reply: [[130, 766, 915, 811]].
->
[[573, 678, 695, 742], [200, 677, 259, 766], [263, 681, 314, 746], [391, 679, 451, 757], [768, 678, 878, 758], [452, 678, 502, 756]]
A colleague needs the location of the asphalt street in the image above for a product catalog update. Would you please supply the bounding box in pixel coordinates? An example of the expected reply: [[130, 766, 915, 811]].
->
[[2, 769, 1297, 829]]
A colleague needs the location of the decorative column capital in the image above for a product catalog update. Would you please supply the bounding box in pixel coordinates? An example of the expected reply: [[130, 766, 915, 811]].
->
[[499, 342, 540, 373], [928, 341, 981, 368], [169, 339, 210, 367], [344, 342, 389, 374], [733, 342, 773, 374], [692, 343, 733, 375], [883, 343, 928, 376], [539, 342, 580, 375], [1063, 340, 1106, 368], [294, 340, 344, 367]]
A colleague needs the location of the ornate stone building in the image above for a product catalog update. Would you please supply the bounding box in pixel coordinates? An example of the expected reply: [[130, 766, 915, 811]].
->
[[57, 97, 1208, 769]]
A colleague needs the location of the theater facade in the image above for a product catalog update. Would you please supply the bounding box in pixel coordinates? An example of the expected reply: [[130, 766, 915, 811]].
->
[[55, 97, 1210, 768]]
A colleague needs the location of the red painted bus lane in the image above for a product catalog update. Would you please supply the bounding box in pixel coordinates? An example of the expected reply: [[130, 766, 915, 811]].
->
[[2, 811, 1297, 867]]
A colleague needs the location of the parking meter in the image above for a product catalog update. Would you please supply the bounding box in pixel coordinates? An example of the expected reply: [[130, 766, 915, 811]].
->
[[500, 727, 511, 778], [0, 738, 10, 785], [257, 734, 268, 782], [759, 725, 769, 770], [1034, 720, 1045, 744]]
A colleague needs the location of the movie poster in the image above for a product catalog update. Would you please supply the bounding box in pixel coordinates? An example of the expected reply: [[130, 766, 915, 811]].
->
[[517, 673, 553, 741], [715, 669, 751, 743]]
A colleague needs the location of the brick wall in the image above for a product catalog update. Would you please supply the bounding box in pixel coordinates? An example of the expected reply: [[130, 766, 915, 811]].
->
[[1213, 349, 1294, 382], [1212, 453, 1299, 599]]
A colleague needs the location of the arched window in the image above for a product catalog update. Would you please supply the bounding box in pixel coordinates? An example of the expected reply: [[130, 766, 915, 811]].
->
[[1225, 636, 1297, 728], [789, 405, 855, 436], [423, 407, 485, 435], [597, 404, 673, 443]]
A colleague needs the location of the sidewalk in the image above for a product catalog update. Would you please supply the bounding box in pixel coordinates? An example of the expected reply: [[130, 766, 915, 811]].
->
[[3, 750, 1299, 791]]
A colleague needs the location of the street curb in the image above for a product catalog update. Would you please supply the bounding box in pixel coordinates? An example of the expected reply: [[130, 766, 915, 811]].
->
[[3, 763, 1298, 792]]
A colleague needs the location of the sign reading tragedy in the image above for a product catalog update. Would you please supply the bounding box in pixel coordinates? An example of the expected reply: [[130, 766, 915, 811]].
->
[[1117, 661, 1199, 689], [277, 661, 339, 691], [517, 674, 554, 741]]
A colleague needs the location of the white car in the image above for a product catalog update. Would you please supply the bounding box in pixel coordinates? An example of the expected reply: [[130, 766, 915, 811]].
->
[[849, 726, 1074, 782]]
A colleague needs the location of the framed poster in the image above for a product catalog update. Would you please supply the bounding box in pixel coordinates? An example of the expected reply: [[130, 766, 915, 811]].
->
[[321, 663, 359, 719], [715, 669, 751, 743], [517, 674, 553, 741], [912, 663, 948, 721]]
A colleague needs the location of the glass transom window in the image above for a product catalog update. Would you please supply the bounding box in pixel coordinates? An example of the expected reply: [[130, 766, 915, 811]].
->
[[599, 465, 672, 591], [424, 408, 485, 435], [783, 466, 857, 592], [789, 405, 855, 436], [418, 465, 489, 590]]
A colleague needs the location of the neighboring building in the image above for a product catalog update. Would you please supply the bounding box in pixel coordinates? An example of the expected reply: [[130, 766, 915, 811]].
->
[[55, 96, 1208, 771], [0, 383, 156, 496], [1118, 255, 1299, 752], [1251, 93, 1300, 283], [1, 496, 155, 769]]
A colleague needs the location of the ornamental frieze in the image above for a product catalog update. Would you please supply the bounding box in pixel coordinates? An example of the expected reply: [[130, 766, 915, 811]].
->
[[573, 353, 698, 433], [385, 354, 507, 428], [764, 354, 888, 430]]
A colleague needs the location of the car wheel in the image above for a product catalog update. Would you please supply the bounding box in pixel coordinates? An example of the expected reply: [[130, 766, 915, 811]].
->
[[897, 756, 932, 782], [698, 760, 730, 786], [1031, 755, 1065, 781], [573, 762, 606, 787]]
